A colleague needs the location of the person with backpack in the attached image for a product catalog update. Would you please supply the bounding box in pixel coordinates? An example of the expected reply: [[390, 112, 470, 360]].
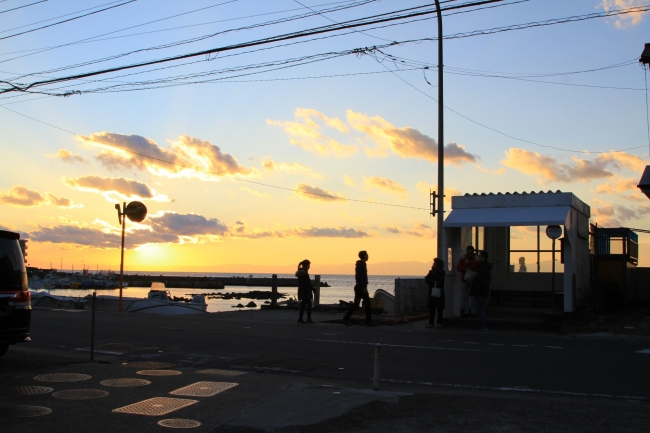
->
[[469, 250, 492, 331], [342, 250, 375, 326], [425, 257, 445, 328], [295, 259, 314, 324]]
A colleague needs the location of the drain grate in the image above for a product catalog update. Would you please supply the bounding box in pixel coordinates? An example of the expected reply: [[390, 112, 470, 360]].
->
[[158, 418, 202, 429], [52, 389, 109, 400], [100, 378, 151, 388], [34, 373, 92, 383], [0, 386, 53, 396], [0, 405, 52, 419], [169, 381, 238, 398], [123, 362, 174, 369], [113, 397, 198, 416], [136, 370, 182, 377], [196, 369, 246, 377]]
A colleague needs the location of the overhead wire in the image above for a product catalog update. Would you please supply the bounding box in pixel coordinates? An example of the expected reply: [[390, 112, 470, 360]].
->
[[0, 1, 137, 42], [0, 104, 429, 211], [0, 0, 47, 15]]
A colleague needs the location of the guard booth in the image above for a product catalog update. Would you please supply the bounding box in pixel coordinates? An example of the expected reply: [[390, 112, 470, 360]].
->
[[591, 226, 638, 303], [442, 191, 590, 316]]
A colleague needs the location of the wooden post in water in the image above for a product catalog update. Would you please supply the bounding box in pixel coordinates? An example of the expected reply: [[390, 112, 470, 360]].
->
[[314, 275, 321, 308], [271, 274, 278, 307]]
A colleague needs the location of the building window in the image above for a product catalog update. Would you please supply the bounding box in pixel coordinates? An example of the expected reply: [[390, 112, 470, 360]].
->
[[508, 226, 563, 273], [472, 227, 484, 251]]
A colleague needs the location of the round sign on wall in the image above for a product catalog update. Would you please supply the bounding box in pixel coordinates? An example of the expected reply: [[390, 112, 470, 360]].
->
[[546, 225, 562, 240]]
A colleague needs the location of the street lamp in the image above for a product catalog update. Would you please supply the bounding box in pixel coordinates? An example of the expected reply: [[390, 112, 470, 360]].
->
[[638, 166, 650, 200], [114, 201, 147, 312]]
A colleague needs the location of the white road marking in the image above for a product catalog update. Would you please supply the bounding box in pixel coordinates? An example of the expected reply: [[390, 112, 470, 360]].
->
[[303, 338, 488, 352], [379, 378, 648, 402], [545, 346, 563, 349], [512, 345, 529, 347], [463, 342, 479, 345], [635, 349, 650, 354], [487, 343, 504, 346], [439, 340, 454, 342], [322, 333, 336, 336]]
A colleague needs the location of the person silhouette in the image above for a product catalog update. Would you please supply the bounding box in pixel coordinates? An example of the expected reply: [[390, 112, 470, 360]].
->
[[518, 257, 527, 273], [295, 260, 314, 324]]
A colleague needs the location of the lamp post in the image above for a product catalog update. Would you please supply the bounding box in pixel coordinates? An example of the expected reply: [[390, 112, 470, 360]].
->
[[114, 201, 147, 312], [434, 0, 445, 264]]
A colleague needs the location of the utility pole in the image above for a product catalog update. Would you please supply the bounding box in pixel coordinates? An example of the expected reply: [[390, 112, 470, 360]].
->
[[435, 0, 445, 264]]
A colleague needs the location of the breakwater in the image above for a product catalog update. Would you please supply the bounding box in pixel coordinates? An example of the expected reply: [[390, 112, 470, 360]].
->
[[123, 274, 330, 288]]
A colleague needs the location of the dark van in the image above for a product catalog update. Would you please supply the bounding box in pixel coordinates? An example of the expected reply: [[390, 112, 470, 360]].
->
[[0, 230, 30, 357]]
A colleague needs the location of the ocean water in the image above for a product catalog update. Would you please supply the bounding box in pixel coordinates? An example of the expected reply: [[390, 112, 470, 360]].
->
[[32, 272, 413, 313]]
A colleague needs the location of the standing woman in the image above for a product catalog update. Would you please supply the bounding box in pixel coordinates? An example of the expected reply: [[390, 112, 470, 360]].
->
[[425, 257, 446, 328], [295, 260, 314, 324]]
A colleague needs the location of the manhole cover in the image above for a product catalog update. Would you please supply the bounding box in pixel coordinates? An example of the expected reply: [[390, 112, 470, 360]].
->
[[52, 389, 109, 400], [136, 370, 182, 377], [100, 378, 151, 388], [196, 369, 246, 377], [113, 397, 198, 416], [169, 381, 238, 398], [158, 419, 202, 429], [124, 362, 174, 369], [0, 386, 53, 396], [34, 373, 92, 383], [0, 405, 52, 419]]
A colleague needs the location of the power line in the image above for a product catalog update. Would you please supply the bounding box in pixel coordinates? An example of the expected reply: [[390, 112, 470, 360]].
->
[[0, 104, 429, 211], [0, 1, 137, 42], [0, 0, 510, 94], [0, 0, 47, 15]]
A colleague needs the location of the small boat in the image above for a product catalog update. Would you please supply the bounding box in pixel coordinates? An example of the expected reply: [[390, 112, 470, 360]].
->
[[373, 289, 395, 314], [123, 282, 208, 315]]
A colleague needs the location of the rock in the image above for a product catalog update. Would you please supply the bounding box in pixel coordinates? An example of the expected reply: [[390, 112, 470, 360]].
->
[[234, 303, 244, 308], [246, 301, 257, 308]]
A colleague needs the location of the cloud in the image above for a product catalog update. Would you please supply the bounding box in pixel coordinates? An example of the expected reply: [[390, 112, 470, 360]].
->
[[30, 211, 228, 249], [262, 160, 322, 178], [240, 187, 270, 198], [294, 183, 346, 202], [63, 175, 170, 202], [384, 222, 436, 239], [343, 175, 357, 186], [596, 151, 646, 172], [0, 185, 80, 208], [600, 0, 648, 28], [267, 108, 357, 157], [500, 148, 617, 184], [230, 220, 369, 239], [363, 176, 408, 196], [346, 110, 477, 166], [0, 222, 17, 232], [591, 198, 650, 227], [47, 149, 89, 165], [78, 133, 255, 181], [593, 176, 645, 201]]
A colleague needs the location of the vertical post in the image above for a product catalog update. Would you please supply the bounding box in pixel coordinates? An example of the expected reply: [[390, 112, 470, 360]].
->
[[118, 202, 126, 312], [434, 0, 445, 264], [314, 275, 321, 308], [551, 238, 556, 309], [271, 274, 278, 306], [373, 343, 381, 390], [90, 291, 96, 361], [537, 226, 541, 273]]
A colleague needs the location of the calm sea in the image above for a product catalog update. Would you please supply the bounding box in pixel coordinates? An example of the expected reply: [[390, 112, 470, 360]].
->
[[32, 272, 417, 313]]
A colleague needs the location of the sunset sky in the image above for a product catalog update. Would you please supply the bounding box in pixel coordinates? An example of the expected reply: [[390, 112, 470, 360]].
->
[[1, 0, 650, 274]]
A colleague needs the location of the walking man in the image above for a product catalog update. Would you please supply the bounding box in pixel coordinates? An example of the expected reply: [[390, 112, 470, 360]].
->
[[343, 250, 374, 326], [456, 245, 477, 318], [470, 250, 492, 331]]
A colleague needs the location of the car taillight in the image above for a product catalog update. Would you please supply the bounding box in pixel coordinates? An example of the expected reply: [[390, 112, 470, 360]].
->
[[9, 291, 31, 309]]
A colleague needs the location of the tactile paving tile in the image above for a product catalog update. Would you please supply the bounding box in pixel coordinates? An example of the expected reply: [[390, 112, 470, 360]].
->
[[113, 397, 198, 416], [169, 381, 238, 397], [100, 378, 151, 388], [52, 389, 109, 400], [0, 386, 53, 396], [136, 370, 182, 377], [123, 362, 174, 369], [34, 373, 92, 383], [0, 405, 52, 419], [158, 418, 202, 429], [196, 369, 247, 377]]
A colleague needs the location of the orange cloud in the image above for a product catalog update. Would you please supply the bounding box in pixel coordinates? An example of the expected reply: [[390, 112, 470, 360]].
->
[[262, 160, 322, 178], [384, 222, 436, 239], [346, 110, 477, 166], [240, 187, 270, 199], [267, 108, 357, 157], [63, 175, 170, 202], [294, 183, 346, 202], [600, 0, 648, 28], [230, 220, 369, 239], [0, 185, 81, 208], [591, 198, 650, 227], [78, 133, 255, 181], [363, 176, 407, 196], [343, 175, 357, 186], [593, 176, 644, 201], [47, 149, 88, 165]]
